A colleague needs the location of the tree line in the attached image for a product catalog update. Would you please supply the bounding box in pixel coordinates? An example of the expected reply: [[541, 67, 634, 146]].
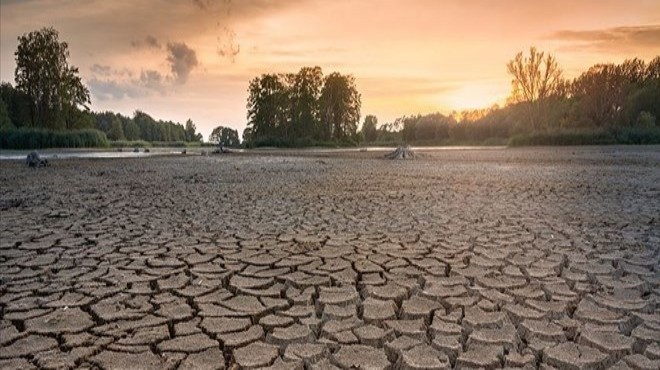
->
[[244, 67, 361, 146], [0, 27, 204, 148], [361, 49, 660, 145]]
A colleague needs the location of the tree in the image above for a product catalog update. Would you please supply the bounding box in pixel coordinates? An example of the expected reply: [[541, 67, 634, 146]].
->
[[185, 119, 202, 141], [209, 125, 239, 146], [246, 73, 291, 140], [107, 116, 125, 140], [319, 73, 361, 140], [242, 127, 253, 145], [361, 115, 378, 142], [0, 83, 31, 127], [14, 27, 90, 129], [123, 118, 141, 141], [0, 98, 14, 130], [290, 67, 323, 138], [570, 64, 628, 127], [506, 47, 564, 130]]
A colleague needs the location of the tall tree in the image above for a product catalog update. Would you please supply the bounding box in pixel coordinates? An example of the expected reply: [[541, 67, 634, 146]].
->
[[185, 119, 202, 141], [506, 47, 564, 130], [319, 73, 361, 140], [246, 74, 290, 139], [361, 115, 378, 142], [14, 27, 90, 129], [290, 67, 323, 138], [571, 64, 628, 127]]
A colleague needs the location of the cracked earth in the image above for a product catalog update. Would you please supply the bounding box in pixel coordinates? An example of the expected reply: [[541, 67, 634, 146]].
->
[[0, 147, 658, 369]]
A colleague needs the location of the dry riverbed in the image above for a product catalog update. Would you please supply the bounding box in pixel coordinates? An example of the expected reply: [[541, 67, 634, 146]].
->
[[0, 146, 659, 369]]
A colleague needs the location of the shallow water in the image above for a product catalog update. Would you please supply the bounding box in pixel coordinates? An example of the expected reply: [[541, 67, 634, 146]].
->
[[0, 146, 504, 160]]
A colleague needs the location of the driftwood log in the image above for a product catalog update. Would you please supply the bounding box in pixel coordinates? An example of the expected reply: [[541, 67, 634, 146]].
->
[[26, 151, 49, 167], [385, 146, 415, 160]]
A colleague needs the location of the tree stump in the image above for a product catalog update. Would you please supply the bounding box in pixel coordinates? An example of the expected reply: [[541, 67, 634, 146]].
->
[[384, 146, 415, 160], [26, 151, 49, 167]]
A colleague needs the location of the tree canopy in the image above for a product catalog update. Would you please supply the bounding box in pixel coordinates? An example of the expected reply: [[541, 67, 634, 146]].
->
[[245, 67, 361, 146], [209, 125, 240, 146], [15, 27, 90, 129]]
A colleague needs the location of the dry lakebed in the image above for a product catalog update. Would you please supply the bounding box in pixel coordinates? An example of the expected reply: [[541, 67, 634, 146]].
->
[[0, 146, 659, 369]]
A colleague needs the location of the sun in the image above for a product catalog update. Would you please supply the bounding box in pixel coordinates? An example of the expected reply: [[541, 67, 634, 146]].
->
[[446, 84, 507, 111]]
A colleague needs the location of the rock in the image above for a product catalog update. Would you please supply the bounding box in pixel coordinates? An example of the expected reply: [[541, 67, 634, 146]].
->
[[26, 151, 48, 167]]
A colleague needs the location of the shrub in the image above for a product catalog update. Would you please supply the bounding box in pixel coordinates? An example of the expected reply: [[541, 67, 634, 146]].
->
[[0, 128, 108, 149]]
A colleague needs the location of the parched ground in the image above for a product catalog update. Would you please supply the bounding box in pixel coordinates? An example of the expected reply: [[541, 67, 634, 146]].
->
[[0, 146, 659, 370]]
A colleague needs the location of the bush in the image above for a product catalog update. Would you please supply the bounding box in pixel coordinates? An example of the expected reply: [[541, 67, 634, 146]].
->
[[508, 127, 660, 146], [0, 128, 108, 149]]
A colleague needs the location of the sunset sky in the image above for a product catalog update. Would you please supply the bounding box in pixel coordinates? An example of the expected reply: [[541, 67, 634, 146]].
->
[[1, 0, 659, 138]]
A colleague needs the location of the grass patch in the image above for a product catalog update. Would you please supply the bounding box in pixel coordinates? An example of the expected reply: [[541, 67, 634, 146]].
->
[[0, 128, 108, 149]]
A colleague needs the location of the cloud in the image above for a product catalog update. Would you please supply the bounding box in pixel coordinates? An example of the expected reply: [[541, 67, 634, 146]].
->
[[166, 42, 199, 84], [548, 25, 660, 53], [217, 27, 240, 62], [88, 78, 145, 101], [139, 69, 166, 91], [131, 34, 162, 49], [90, 64, 112, 76]]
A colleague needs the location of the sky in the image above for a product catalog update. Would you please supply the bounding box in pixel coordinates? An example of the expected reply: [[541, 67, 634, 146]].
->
[[1, 0, 659, 138]]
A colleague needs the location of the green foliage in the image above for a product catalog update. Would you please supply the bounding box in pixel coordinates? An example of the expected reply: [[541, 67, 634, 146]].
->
[[508, 127, 660, 146], [14, 27, 90, 129], [361, 115, 378, 142], [319, 72, 361, 140], [209, 125, 240, 146], [636, 111, 656, 127], [185, 119, 203, 142], [107, 116, 125, 140], [1, 82, 32, 128], [90, 110, 197, 143], [0, 128, 108, 149], [246, 67, 361, 146], [0, 98, 14, 131]]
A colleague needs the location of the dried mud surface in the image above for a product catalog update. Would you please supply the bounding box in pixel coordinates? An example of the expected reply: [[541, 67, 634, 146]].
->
[[0, 146, 659, 369]]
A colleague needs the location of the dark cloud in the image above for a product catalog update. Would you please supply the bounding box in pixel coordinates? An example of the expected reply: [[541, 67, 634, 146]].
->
[[89, 64, 112, 76], [139, 69, 166, 91], [166, 42, 199, 84], [131, 35, 162, 49], [88, 78, 145, 101], [217, 27, 240, 62], [548, 25, 660, 53]]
